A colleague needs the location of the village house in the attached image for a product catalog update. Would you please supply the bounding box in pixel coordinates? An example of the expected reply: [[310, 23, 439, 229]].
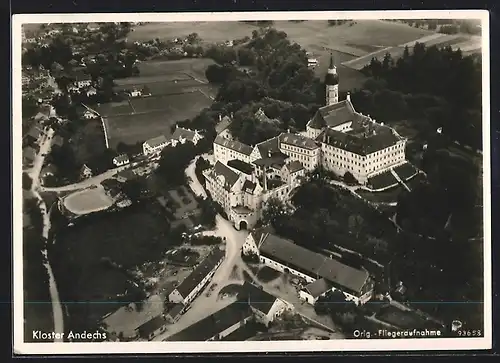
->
[[135, 315, 167, 341], [168, 248, 225, 306], [170, 126, 204, 147], [241, 281, 293, 327], [113, 154, 130, 167], [244, 231, 374, 306], [86, 87, 97, 97], [142, 135, 170, 156], [80, 164, 93, 179], [165, 303, 184, 324], [215, 115, 232, 140], [83, 110, 99, 120], [128, 88, 142, 98], [70, 72, 92, 90]]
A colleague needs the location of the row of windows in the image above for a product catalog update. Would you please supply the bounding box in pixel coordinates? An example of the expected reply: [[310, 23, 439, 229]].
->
[[282, 143, 317, 156]]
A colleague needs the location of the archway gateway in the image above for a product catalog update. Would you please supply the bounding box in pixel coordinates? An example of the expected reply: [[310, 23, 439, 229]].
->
[[239, 220, 248, 230]]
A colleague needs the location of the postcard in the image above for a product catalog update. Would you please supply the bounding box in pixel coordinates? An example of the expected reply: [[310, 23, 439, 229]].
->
[[13, 10, 491, 354]]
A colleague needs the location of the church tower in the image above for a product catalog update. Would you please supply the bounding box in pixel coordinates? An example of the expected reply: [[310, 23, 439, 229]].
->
[[325, 53, 339, 106]]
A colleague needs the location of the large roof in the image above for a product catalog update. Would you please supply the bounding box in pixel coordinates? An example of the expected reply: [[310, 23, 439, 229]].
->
[[240, 281, 278, 315], [144, 135, 168, 148], [172, 127, 198, 141], [256, 136, 280, 158], [167, 302, 253, 341], [303, 278, 334, 298], [215, 116, 232, 134], [136, 315, 166, 338], [206, 161, 241, 191], [175, 248, 225, 298], [284, 160, 304, 173], [214, 135, 253, 156], [307, 99, 366, 129], [259, 233, 370, 296], [227, 159, 254, 175], [317, 123, 402, 156], [279, 133, 319, 150]]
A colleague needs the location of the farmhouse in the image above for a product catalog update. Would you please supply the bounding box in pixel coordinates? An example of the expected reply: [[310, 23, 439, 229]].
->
[[83, 110, 98, 119], [128, 88, 142, 98], [70, 71, 92, 90], [170, 126, 204, 147], [167, 301, 254, 341], [244, 231, 374, 306], [113, 154, 130, 167], [142, 135, 170, 156], [135, 315, 167, 341], [240, 281, 293, 327], [168, 248, 225, 306]]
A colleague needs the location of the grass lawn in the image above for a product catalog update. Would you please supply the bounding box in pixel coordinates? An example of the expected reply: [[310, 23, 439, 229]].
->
[[116, 79, 206, 96], [356, 185, 405, 204], [94, 101, 134, 117], [375, 305, 442, 330], [105, 91, 212, 148], [63, 186, 115, 215], [137, 58, 216, 81], [51, 202, 172, 326], [70, 120, 107, 165]]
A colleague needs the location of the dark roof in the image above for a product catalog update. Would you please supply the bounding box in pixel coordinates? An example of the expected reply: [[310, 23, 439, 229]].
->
[[252, 154, 288, 169], [172, 127, 198, 142], [242, 179, 257, 194], [259, 233, 370, 296], [240, 282, 278, 315], [393, 162, 417, 181], [144, 135, 169, 148], [167, 302, 253, 341], [206, 161, 241, 191], [367, 170, 398, 190], [285, 160, 304, 173], [303, 278, 334, 298], [175, 248, 225, 299], [279, 133, 319, 150], [308, 100, 364, 129], [317, 123, 402, 156], [256, 137, 281, 158], [214, 135, 253, 156], [250, 225, 274, 246], [166, 303, 184, 319], [227, 159, 254, 175], [135, 315, 166, 338], [215, 116, 232, 134], [325, 54, 339, 85]]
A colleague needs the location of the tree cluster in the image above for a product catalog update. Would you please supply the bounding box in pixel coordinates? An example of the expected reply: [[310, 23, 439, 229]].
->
[[357, 42, 482, 149]]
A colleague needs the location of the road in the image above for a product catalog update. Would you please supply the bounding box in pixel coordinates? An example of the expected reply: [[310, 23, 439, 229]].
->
[[40, 166, 128, 192], [26, 127, 65, 342], [153, 158, 250, 340]]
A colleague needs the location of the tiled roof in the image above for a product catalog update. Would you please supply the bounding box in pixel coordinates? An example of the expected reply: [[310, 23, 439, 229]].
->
[[252, 154, 288, 169], [227, 159, 254, 175], [214, 135, 253, 156], [174, 248, 225, 299], [144, 135, 169, 148], [240, 281, 278, 315], [259, 233, 370, 296], [206, 161, 241, 191], [136, 315, 166, 338], [308, 100, 366, 129], [285, 160, 304, 173], [279, 133, 319, 150], [172, 127, 198, 142], [215, 116, 232, 134], [303, 278, 334, 298], [317, 123, 401, 156], [167, 301, 253, 341], [256, 137, 280, 158]]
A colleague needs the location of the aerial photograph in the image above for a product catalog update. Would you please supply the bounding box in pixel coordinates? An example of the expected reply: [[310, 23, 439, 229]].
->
[[18, 16, 485, 348]]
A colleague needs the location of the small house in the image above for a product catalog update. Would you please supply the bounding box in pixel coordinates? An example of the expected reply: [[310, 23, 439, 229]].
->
[[135, 315, 167, 341], [83, 110, 98, 120], [113, 154, 130, 167], [80, 164, 93, 179], [142, 135, 170, 156]]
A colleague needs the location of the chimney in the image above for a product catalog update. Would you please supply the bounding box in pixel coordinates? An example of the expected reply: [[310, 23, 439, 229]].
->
[[219, 114, 222, 122], [230, 112, 234, 119], [346, 92, 351, 102]]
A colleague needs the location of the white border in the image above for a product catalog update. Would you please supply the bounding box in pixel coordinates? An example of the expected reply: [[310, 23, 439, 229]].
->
[[13, 10, 491, 354]]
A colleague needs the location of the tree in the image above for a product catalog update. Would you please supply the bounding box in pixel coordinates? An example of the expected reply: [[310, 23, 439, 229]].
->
[[343, 171, 358, 185], [22, 173, 33, 190], [187, 32, 200, 44], [348, 214, 364, 239], [261, 197, 290, 227]]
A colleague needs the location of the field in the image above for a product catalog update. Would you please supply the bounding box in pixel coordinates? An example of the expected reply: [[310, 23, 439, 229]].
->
[[63, 185, 115, 215], [92, 58, 216, 149], [104, 91, 212, 148], [71, 120, 107, 165]]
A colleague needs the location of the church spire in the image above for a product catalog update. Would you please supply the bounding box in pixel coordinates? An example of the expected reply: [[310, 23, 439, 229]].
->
[[329, 53, 334, 69], [325, 52, 339, 86]]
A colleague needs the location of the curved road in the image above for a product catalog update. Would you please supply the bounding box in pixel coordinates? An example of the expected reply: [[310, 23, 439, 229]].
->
[[27, 128, 65, 342]]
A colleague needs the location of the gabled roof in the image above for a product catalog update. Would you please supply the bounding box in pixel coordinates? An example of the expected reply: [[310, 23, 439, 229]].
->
[[174, 248, 225, 299], [242, 179, 257, 194], [227, 159, 254, 175], [114, 154, 129, 163], [172, 127, 198, 142], [206, 161, 241, 191], [215, 116, 232, 134], [252, 153, 288, 169], [285, 160, 304, 173], [144, 135, 169, 148], [240, 281, 278, 315], [303, 278, 334, 298], [259, 233, 370, 296], [250, 225, 274, 247], [256, 137, 280, 158], [214, 135, 253, 156], [307, 99, 364, 129], [279, 133, 319, 150], [166, 303, 184, 319], [136, 315, 166, 337]]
